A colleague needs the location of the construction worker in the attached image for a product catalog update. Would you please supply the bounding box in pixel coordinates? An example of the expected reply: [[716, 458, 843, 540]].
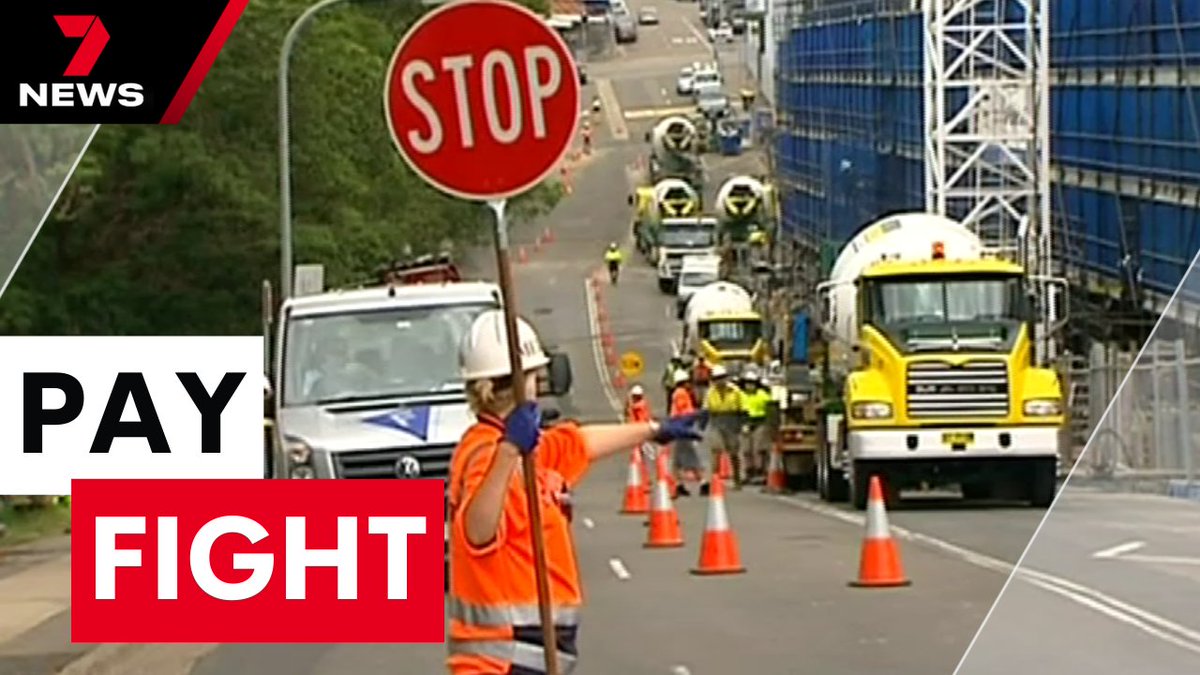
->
[[447, 310, 705, 674], [625, 384, 656, 468], [604, 242, 623, 285], [660, 355, 688, 403], [668, 369, 702, 496], [691, 353, 712, 405], [701, 364, 745, 493], [739, 368, 772, 484]]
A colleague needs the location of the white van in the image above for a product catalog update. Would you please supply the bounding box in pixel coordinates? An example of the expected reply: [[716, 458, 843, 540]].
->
[[675, 254, 723, 318], [690, 68, 722, 99]]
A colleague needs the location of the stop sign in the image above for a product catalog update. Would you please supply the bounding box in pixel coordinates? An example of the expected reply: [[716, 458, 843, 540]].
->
[[384, 0, 581, 201]]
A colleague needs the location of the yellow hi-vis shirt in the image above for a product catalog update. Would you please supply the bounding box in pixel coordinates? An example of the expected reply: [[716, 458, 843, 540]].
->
[[742, 389, 771, 420], [604, 248, 623, 263], [704, 384, 744, 414]]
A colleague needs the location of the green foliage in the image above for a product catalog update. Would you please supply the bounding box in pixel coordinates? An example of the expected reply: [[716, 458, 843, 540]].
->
[[0, 0, 562, 336]]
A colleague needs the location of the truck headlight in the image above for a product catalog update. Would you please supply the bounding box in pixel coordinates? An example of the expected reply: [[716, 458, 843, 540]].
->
[[284, 437, 315, 479], [850, 402, 892, 420], [1023, 399, 1062, 417]]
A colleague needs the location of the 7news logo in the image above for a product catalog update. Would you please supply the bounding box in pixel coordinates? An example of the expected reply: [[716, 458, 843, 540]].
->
[[18, 15, 144, 109]]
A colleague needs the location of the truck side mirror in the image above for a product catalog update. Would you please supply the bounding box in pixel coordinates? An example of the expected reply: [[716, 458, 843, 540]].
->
[[541, 352, 573, 397]]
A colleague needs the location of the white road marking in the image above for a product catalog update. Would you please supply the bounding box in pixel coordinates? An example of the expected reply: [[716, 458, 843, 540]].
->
[[609, 557, 632, 580], [596, 78, 629, 141], [1093, 541, 1147, 559], [671, 666, 692, 675], [583, 517, 595, 529], [1121, 553, 1200, 567], [583, 277, 624, 415], [624, 105, 698, 121], [772, 494, 1200, 659], [683, 18, 709, 45]]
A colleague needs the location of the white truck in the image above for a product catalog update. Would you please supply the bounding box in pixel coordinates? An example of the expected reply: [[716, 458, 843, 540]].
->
[[681, 281, 769, 377], [675, 254, 723, 318], [655, 217, 719, 292], [263, 261, 574, 579]]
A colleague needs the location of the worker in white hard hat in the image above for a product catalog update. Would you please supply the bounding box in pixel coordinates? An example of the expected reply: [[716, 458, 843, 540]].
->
[[739, 367, 772, 484], [447, 309, 706, 674], [701, 363, 745, 492], [625, 383, 657, 469], [669, 368, 703, 495]]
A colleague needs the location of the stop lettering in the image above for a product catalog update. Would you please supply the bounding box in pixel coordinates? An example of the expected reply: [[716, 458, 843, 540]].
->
[[384, 0, 581, 201]]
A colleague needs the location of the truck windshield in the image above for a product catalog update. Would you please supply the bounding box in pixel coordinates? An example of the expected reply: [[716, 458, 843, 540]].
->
[[281, 302, 494, 406], [864, 275, 1029, 350], [680, 270, 718, 287], [661, 227, 715, 247], [700, 319, 762, 350]]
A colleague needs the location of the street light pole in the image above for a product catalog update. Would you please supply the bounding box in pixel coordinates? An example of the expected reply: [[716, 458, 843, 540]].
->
[[278, 0, 352, 302]]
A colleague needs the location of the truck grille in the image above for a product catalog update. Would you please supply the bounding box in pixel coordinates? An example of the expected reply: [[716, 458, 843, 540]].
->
[[906, 361, 1009, 418], [331, 444, 455, 480]]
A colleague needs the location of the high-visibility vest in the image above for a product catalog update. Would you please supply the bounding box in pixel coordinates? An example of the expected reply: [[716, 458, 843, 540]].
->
[[604, 249, 622, 263], [447, 413, 590, 674], [742, 389, 771, 420], [627, 397, 651, 423], [670, 386, 695, 417], [704, 384, 744, 414]]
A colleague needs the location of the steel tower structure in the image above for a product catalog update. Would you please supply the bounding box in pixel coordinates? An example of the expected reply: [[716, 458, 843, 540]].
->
[[923, 0, 1060, 363]]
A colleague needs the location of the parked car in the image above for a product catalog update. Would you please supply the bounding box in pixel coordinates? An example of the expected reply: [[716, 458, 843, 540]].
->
[[709, 22, 734, 42], [638, 6, 660, 24], [690, 68, 722, 99], [696, 88, 731, 118], [614, 13, 638, 43], [676, 66, 695, 95]]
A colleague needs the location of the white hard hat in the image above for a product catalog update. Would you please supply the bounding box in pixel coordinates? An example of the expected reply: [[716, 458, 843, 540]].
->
[[459, 310, 550, 381], [710, 364, 728, 379], [743, 368, 760, 381], [673, 370, 690, 385], [630, 384, 645, 397]]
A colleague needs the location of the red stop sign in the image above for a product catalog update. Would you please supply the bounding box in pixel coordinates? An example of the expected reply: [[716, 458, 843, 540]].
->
[[384, 0, 581, 201]]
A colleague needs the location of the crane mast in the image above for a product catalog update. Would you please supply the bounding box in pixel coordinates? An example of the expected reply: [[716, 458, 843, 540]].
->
[[924, 0, 1057, 363]]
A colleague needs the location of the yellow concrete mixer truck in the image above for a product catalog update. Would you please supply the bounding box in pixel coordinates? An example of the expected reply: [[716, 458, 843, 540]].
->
[[681, 280, 770, 377], [814, 212, 1067, 510]]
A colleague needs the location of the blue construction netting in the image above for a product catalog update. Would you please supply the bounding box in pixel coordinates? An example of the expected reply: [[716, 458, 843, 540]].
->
[[773, 0, 1200, 302]]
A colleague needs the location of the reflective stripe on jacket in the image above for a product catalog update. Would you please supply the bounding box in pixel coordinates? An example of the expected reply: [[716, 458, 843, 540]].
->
[[447, 414, 591, 674]]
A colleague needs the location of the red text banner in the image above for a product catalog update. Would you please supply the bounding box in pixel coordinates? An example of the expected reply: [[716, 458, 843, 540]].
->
[[70, 478, 445, 643]]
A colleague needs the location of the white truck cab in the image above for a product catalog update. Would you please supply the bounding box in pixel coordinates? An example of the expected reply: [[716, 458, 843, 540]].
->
[[675, 254, 723, 318], [655, 217, 719, 293]]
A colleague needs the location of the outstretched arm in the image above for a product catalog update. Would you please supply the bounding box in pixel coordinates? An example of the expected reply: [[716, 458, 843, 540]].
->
[[580, 422, 658, 461]]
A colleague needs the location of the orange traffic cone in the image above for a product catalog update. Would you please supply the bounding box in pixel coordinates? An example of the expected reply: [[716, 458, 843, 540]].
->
[[850, 475, 911, 588], [660, 445, 678, 496], [613, 372, 627, 390], [717, 451, 733, 481], [620, 450, 649, 515], [544, 227, 555, 243], [764, 443, 788, 494], [605, 344, 618, 366], [645, 452, 684, 548], [518, 247, 528, 264], [601, 331, 614, 348], [691, 475, 745, 575]]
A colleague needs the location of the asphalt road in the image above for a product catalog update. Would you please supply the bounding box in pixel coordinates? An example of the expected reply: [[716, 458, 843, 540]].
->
[[957, 487, 1200, 674]]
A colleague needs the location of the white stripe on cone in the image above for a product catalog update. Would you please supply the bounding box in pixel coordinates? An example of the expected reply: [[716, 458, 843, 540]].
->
[[865, 490, 891, 540], [706, 492, 731, 532]]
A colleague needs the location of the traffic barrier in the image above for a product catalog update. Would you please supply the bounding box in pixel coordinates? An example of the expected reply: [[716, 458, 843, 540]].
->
[[645, 451, 684, 548], [620, 449, 649, 515], [691, 474, 745, 575], [850, 475, 911, 588], [764, 442, 788, 494]]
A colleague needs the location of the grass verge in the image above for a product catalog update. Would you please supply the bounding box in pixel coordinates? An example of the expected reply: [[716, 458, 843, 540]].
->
[[0, 501, 71, 549]]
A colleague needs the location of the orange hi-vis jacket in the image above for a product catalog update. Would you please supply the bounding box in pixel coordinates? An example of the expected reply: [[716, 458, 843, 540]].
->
[[670, 385, 695, 417], [447, 413, 591, 675], [626, 397, 651, 423]]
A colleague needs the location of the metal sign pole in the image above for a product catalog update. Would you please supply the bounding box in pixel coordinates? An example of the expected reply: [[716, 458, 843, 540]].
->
[[487, 199, 561, 675]]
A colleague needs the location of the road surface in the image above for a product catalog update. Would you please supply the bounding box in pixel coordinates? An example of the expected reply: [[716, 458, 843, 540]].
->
[[4, 2, 1199, 674]]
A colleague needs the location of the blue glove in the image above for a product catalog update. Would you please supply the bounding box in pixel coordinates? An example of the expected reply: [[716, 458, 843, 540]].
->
[[653, 411, 707, 444], [503, 401, 542, 455]]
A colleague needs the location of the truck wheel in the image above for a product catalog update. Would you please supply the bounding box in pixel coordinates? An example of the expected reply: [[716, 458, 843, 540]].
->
[[850, 462, 871, 510], [816, 448, 828, 499], [827, 465, 848, 503], [1029, 458, 1058, 508]]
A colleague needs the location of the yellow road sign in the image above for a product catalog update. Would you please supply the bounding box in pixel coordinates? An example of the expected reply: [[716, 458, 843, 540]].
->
[[620, 351, 644, 378]]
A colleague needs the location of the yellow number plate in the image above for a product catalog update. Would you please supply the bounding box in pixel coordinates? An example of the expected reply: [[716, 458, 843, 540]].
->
[[942, 432, 975, 448]]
